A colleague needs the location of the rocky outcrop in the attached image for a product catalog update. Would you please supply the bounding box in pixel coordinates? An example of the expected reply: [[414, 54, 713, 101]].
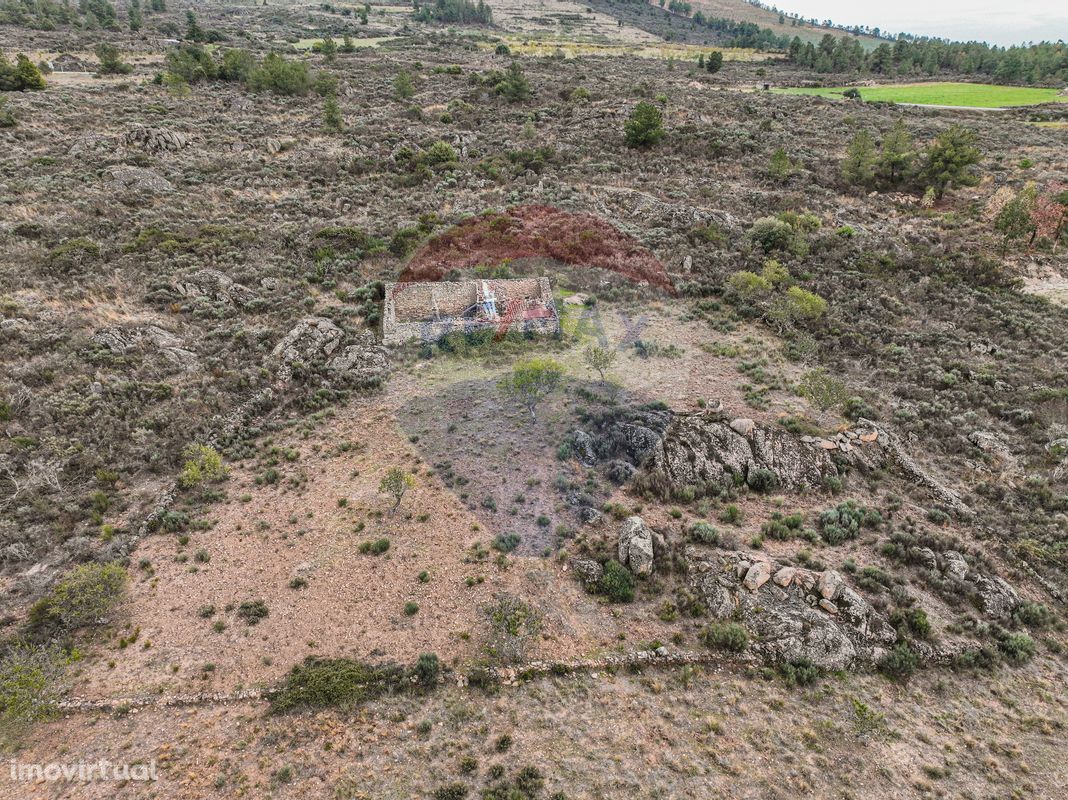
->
[[618, 516, 656, 576], [647, 411, 838, 493], [271, 319, 388, 387], [174, 269, 258, 307], [929, 549, 1020, 620], [105, 165, 173, 194], [326, 330, 390, 389], [91, 325, 197, 370], [688, 549, 897, 670], [571, 558, 604, 591], [123, 125, 189, 152]]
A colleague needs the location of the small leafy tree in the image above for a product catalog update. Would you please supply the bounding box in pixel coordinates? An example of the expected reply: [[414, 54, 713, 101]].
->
[[498, 357, 564, 422], [178, 444, 227, 489], [624, 100, 664, 148], [0, 642, 67, 746], [582, 345, 616, 382], [379, 467, 415, 513], [95, 43, 132, 75], [799, 368, 848, 417]]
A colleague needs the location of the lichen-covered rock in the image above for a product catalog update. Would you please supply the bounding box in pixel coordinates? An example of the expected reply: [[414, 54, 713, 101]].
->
[[942, 551, 969, 582], [326, 331, 390, 389], [571, 558, 604, 592], [91, 325, 197, 371], [106, 165, 174, 194], [618, 516, 655, 576], [174, 269, 258, 307], [687, 548, 897, 671], [647, 411, 838, 493], [973, 574, 1020, 620], [124, 125, 189, 152], [271, 317, 343, 378], [570, 430, 597, 466]]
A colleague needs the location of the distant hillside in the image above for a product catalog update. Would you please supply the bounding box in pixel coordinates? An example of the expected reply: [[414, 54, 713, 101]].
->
[[677, 0, 886, 47]]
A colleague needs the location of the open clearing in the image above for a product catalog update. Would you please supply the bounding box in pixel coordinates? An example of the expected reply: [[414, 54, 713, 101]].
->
[[776, 82, 1066, 108]]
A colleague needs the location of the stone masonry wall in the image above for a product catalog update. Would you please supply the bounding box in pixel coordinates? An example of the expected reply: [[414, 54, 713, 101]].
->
[[383, 277, 559, 345]]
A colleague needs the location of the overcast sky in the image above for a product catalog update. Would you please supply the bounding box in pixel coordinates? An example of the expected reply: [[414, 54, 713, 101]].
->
[[773, 1, 1068, 46]]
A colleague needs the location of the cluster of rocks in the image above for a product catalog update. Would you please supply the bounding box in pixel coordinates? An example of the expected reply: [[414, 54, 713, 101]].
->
[[91, 324, 197, 371], [909, 546, 1021, 620], [270, 317, 389, 387], [123, 125, 190, 152], [174, 269, 259, 307], [688, 549, 899, 670]]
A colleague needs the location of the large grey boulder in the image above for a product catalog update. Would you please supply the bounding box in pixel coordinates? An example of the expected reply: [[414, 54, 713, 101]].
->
[[326, 331, 390, 389], [618, 516, 655, 576], [106, 165, 173, 194], [174, 269, 258, 307], [271, 317, 343, 372], [124, 125, 189, 152], [648, 411, 838, 493], [687, 549, 897, 671], [973, 574, 1020, 620]]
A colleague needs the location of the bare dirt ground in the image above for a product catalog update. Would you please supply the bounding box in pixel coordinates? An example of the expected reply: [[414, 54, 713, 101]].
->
[[11, 653, 1067, 799]]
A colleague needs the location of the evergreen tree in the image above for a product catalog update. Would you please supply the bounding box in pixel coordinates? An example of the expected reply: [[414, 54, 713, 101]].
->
[[918, 125, 982, 198], [877, 120, 915, 186], [95, 43, 133, 75], [185, 10, 205, 42], [128, 0, 142, 31], [705, 50, 723, 73], [842, 130, 877, 187], [495, 60, 530, 102], [624, 101, 665, 148], [323, 94, 343, 132]]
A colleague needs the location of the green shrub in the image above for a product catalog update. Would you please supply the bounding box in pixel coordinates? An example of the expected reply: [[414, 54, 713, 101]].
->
[[746, 216, 794, 252], [778, 658, 822, 686], [410, 653, 440, 687], [0, 642, 67, 737], [997, 631, 1035, 665], [746, 468, 779, 493], [236, 600, 269, 625], [598, 559, 635, 603], [358, 538, 391, 555], [819, 501, 881, 545], [689, 521, 719, 545], [878, 644, 919, 680], [701, 622, 748, 652], [760, 512, 804, 541], [624, 100, 664, 148], [270, 657, 404, 713], [1013, 601, 1053, 628], [248, 53, 312, 95], [177, 444, 226, 489], [29, 562, 127, 633], [493, 532, 520, 553]]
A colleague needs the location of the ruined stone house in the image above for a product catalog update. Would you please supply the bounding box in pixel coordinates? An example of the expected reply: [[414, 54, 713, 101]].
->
[[382, 277, 560, 345]]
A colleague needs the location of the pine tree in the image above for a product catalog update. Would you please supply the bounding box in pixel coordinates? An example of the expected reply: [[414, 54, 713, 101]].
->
[[624, 101, 664, 148], [323, 94, 343, 132], [128, 0, 142, 31], [877, 120, 915, 186], [918, 125, 982, 198], [705, 50, 723, 73], [842, 130, 877, 187]]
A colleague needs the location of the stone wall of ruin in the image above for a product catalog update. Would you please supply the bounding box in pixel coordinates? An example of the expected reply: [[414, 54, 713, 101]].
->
[[382, 278, 558, 345]]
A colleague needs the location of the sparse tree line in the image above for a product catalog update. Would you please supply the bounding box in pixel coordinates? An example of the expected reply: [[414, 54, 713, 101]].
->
[[413, 0, 492, 25], [842, 121, 985, 200], [0, 0, 165, 31], [162, 44, 324, 97], [790, 34, 1068, 84]]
